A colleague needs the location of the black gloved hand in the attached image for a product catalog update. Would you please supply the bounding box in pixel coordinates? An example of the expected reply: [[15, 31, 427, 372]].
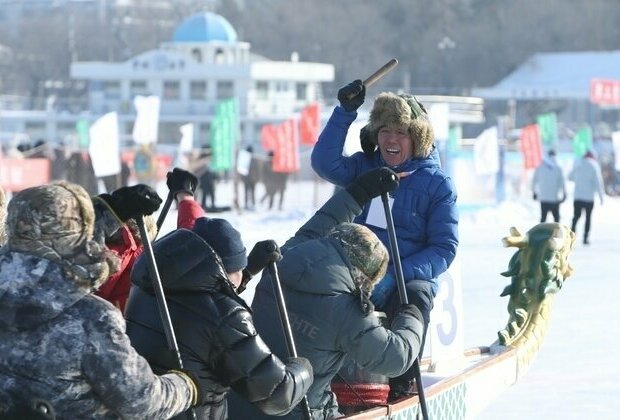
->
[[167, 167, 198, 198], [399, 303, 424, 323], [100, 184, 162, 222], [533, 193, 538, 201], [246, 239, 282, 276], [286, 356, 314, 379], [337, 79, 366, 112], [346, 167, 399, 207], [360, 124, 376, 156]]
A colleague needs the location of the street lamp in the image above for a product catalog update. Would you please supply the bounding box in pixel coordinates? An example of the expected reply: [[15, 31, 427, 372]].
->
[[437, 36, 456, 94]]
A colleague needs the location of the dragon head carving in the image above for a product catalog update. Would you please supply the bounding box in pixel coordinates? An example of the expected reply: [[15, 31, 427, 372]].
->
[[497, 223, 575, 346]]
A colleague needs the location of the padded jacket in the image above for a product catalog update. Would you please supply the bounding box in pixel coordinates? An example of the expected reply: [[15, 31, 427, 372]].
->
[[125, 228, 313, 420]]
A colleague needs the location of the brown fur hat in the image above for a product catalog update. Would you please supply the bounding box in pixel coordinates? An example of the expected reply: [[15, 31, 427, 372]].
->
[[328, 223, 389, 296], [367, 92, 435, 158]]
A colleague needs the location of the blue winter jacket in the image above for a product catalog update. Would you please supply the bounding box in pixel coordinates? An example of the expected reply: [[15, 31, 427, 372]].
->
[[311, 106, 459, 294]]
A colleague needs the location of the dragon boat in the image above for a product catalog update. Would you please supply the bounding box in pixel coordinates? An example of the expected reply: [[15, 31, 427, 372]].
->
[[336, 222, 575, 420]]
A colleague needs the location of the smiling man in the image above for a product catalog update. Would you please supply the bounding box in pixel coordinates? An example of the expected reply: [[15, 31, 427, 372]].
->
[[311, 81, 459, 400]]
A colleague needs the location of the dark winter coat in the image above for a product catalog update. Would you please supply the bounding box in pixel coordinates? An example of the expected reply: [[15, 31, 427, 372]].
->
[[125, 228, 312, 420], [311, 106, 459, 294], [0, 252, 193, 419], [228, 188, 424, 419]]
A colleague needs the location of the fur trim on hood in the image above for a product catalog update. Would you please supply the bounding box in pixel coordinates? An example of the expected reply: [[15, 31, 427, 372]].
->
[[367, 92, 435, 158]]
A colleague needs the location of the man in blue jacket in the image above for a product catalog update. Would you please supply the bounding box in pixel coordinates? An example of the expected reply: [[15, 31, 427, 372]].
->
[[310, 80, 459, 398]]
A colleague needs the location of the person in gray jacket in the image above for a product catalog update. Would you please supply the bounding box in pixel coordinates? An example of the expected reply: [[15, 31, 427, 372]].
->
[[569, 150, 605, 244], [0, 181, 199, 419], [228, 167, 425, 419], [532, 149, 566, 222]]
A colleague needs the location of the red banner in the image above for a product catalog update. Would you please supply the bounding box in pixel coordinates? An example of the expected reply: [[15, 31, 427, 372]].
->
[[272, 120, 300, 173], [0, 158, 51, 192], [260, 124, 277, 151], [519, 124, 543, 169], [590, 79, 620, 105], [299, 102, 320, 145]]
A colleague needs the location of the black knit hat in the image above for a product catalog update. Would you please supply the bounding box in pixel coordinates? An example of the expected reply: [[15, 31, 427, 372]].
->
[[193, 217, 247, 273]]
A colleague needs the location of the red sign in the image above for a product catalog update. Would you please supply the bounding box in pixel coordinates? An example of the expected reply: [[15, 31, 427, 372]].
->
[[590, 79, 620, 105], [0, 158, 51, 192], [272, 120, 300, 173], [299, 103, 320, 145], [519, 124, 542, 169]]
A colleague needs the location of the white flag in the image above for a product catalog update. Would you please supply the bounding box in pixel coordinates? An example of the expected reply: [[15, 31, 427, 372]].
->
[[474, 126, 499, 175], [612, 131, 620, 171], [133, 95, 160, 145], [89, 112, 121, 177], [179, 123, 194, 153], [429, 103, 450, 141], [236, 148, 252, 176]]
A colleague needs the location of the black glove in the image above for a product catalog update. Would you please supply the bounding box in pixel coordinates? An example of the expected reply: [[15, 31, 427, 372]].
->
[[286, 356, 314, 379], [533, 193, 538, 201], [337, 79, 365, 112], [246, 239, 282, 276], [167, 167, 198, 197], [360, 124, 376, 156], [99, 184, 162, 222], [346, 167, 399, 207], [399, 303, 424, 323]]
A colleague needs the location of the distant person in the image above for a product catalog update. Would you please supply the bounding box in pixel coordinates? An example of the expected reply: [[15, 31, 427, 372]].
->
[[532, 149, 566, 222], [240, 145, 259, 210], [260, 151, 288, 211], [0, 181, 199, 418], [569, 150, 605, 245]]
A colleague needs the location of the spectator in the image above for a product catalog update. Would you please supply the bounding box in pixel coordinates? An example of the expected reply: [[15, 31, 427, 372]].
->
[[532, 149, 566, 222], [569, 150, 605, 245]]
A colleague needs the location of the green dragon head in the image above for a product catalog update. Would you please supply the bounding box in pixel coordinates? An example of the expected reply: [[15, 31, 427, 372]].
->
[[497, 223, 575, 346]]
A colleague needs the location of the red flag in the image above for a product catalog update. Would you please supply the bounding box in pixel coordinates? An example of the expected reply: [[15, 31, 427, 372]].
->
[[299, 102, 320, 145], [519, 124, 543, 169], [261, 124, 277, 151], [272, 119, 300, 173]]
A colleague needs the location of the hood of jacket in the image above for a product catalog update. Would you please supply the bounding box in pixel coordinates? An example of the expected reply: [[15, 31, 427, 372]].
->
[[278, 237, 374, 313], [0, 252, 90, 331], [131, 228, 232, 294]]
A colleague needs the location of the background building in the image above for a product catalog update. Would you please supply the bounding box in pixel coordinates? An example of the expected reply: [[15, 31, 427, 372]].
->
[[0, 11, 334, 151]]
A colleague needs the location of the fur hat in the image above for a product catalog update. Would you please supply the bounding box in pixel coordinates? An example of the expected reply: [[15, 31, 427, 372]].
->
[[193, 217, 247, 273], [367, 92, 435, 158], [5, 181, 118, 288], [328, 223, 389, 295]]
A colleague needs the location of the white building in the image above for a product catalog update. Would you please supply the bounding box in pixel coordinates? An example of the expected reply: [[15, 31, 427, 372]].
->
[[0, 11, 335, 149]]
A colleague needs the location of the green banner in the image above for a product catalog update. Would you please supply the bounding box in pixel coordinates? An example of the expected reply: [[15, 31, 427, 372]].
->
[[448, 126, 460, 152], [572, 127, 593, 157], [210, 98, 238, 171], [536, 113, 558, 146], [76, 119, 90, 149]]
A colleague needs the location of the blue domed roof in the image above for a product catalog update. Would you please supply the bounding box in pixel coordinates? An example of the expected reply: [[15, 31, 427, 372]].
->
[[173, 12, 238, 43]]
